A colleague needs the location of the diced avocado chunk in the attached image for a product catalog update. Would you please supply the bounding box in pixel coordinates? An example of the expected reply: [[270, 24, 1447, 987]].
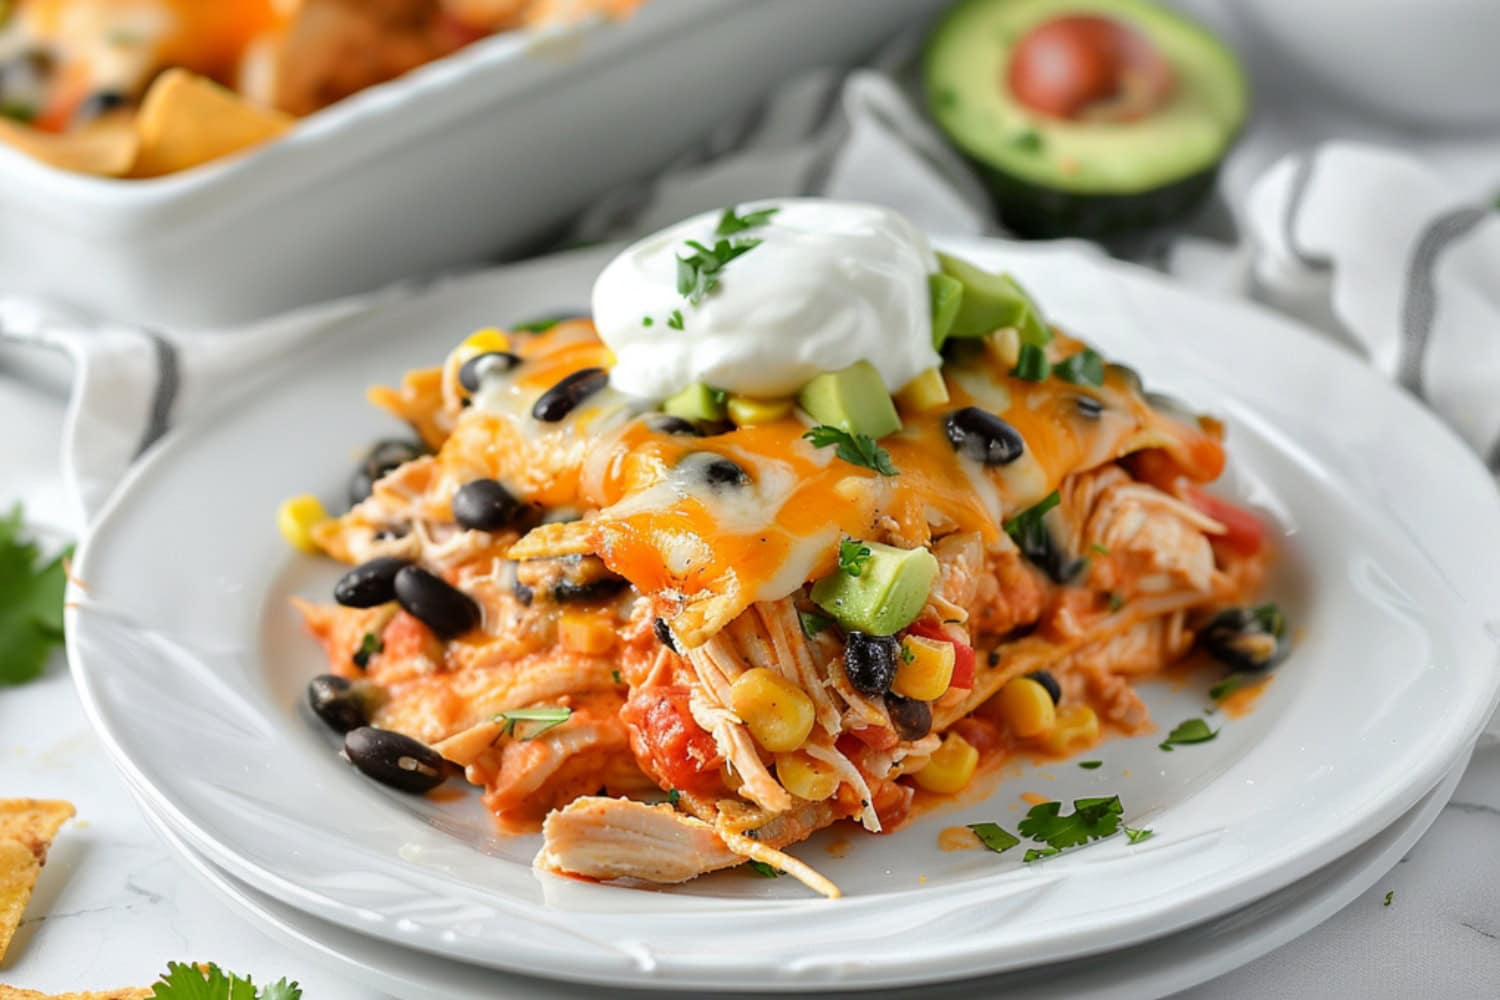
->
[[797, 361, 902, 439], [928, 272, 964, 348], [937, 252, 1050, 346], [811, 540, 939, 636], [663, 382, 727, 422]]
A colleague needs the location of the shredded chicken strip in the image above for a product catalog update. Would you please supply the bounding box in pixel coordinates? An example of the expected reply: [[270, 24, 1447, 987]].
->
[[756, 599, 842, 736], [802, 741, 879, 832], [688, 694, 793, 814]]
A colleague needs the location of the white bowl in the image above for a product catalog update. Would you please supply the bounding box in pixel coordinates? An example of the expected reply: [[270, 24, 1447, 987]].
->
[[1234, 0, 1500, 131], [0, 0, 941, 330]]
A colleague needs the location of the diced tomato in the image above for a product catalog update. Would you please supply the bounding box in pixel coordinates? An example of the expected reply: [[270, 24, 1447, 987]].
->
[[949, 716, 1004, 757], [906, 621, 976, 691], [839, 726, 898, 757], [1184, 487, 1266, 557], [620, 686, 723, 796]]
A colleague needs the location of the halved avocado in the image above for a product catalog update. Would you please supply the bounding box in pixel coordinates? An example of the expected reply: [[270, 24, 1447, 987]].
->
[[924, 0, 1247, 238]]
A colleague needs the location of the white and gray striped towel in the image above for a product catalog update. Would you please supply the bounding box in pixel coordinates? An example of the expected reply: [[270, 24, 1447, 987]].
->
[[1, 58, 1496, 531]]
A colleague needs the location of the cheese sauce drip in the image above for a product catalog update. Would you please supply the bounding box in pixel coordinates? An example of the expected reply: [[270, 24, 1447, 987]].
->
[[591, 199, 941, 400], [444, 320, 1224, 646]]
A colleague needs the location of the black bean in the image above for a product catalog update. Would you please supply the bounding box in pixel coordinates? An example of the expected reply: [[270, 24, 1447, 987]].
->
[[886, 694, 932, 741], [349, 439, 425, 506], [452, 478, 522, 532], [1025, 670, 1062, 705], [1199, 604, 1289, 673], [944, 407, 1025, 466], [394, 566, 481, 638], [654, 617, 679, 653], [307, 674, 380, 733], [343, 726, 447, 793], [73, 90, 127, 123], [458, 351, 521, 393], [1072, 395, 1104, 420], [532, 368, 607, 422], [334, 556, 411, 608], [512, 580, 534, 606], [646, 414, 704, 437], [844, 632, 901, 697], [701, 456, 750, 488], [551, 577, 628, 603]]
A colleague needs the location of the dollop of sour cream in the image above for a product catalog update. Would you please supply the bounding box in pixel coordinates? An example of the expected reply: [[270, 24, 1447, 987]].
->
[[592, 199, 940, 400]]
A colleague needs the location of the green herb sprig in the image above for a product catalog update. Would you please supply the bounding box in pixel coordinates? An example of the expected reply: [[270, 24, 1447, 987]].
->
[[0, 505, 71, 687], [803, 425, 899, 476], [838, 539, 872, 577], [1159, 717, 1218, 752], [494, 706, 573, 740]]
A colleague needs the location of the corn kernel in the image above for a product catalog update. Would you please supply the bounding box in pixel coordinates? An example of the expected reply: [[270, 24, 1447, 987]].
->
[[914, 732, 979, 794], [998, 676, 1057, 739], [559, 610, 615, 655], [895, 368, 950, 414], [454, 327, 511, 365], [775, 751, 840, 801], [277, 494, 329, 554], [729, 667, 816, 752], [1040, 703, 1099, 756], [893, 635, 955, 701], [727, 395, 794, 427]]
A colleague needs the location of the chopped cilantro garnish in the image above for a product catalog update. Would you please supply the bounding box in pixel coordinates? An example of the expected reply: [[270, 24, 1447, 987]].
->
[[1384, 890, 1394, 907], [0, 505, 71, 687], [1078, 760, 1102, 770], [676, 238, 761, 305], [666, 309, 685, 330], [1089, 542, 1109, 555], [967, 822, 1020, 854], [611, 669, 623, 684], [1011, 342, 1050, 382], [715, 205, 780, 236], [1208, 673, 1255, 702], [510, 314, 573, 334], [838, 539, 873, 577], [1003, 490, 1060, 549], [901, 642, 916, 664], [494, 706, 572, 740], [1124, 826, 1154, 845], [351, 632, 383, 670], [798, 610, 833, 637], [1107, 592, 1125, 612], [803, 425, 899, 476], [746, 860, 781, 878], [666, 788, 681, 805], [1159, 717, 1218, 751], [1018, 796, 1124, 859], [642, 316, 654, 327], [1054, 349, 1105, 387], [149, 961, 301, 1000]]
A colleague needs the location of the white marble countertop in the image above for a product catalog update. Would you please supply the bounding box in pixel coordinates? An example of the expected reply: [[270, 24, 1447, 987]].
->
[[6, 2, 1500, 992]]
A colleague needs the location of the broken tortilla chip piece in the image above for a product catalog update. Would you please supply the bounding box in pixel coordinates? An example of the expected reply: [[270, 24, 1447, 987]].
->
[[130, 68, 293, 178], [0, 114, 139, 177], [0, 799, 76, 963], [0, 986, 152, 999]]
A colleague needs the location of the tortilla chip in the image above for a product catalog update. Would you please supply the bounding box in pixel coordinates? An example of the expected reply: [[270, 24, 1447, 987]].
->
[[0, 986, 151, 999], [130, 68, 293, 178], [0, 114, 138, 177], [0, 799, 75, 963]]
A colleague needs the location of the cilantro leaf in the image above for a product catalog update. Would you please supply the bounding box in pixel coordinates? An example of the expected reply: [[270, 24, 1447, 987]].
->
[[1054, 349, 1104, 387], [676, 238, 761, 305], [967, 822, 1020, 854], [838, 539, 872, 577], [1125, 826, 1154, 845], [798, 610, 833, 637], [1159, 718, 1218, 752], [746, 860, 781, 878], [666, 309, 685, 331], [1384, 890, 1394, 907], [803, 425, 899, 476], [494, 706, 572, 740], [1078, 760, 1102, 770], [1018, 796, 1123, 856], [1003, 490, 1060, 548], [510, 314, 573, 334], [1023, 846, 1060, 862], [1010, 343, 1050, 382], [0, 506, 71, 686], [150, 961, 302, 1000], [715, 205, 780, 236], [351, 632, 383, 670], [1208, 673, 1257, 702], [666, 788, 681, 805]]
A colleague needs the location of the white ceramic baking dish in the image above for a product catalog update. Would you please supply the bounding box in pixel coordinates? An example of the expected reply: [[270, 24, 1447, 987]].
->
[[0, 0, 943, 331]]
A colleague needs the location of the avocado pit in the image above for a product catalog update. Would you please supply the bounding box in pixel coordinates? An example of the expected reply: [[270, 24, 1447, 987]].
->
[[1007, 14, 1175, 122]]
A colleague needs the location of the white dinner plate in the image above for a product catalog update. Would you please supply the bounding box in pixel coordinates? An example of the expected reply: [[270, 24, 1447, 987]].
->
[[130, 752, 1469, 1000], [68, 240, 1500, 990]]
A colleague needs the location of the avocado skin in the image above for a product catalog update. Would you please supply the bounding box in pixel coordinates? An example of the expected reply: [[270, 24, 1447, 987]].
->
[[975, 155, 1226, 239]]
